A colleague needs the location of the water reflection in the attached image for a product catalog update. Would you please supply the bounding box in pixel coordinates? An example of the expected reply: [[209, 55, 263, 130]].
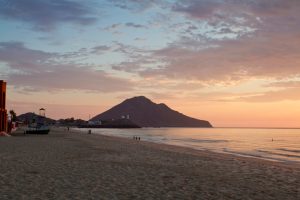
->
[[75, 128, 300, 163]]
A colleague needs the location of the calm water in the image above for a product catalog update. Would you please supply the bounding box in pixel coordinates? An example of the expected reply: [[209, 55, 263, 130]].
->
[[75, 128, 300, 163]]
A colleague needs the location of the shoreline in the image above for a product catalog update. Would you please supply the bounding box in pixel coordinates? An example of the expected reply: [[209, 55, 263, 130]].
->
[[1, 127, 300, 199], [83, 129, 300, 167], [73, 127, 300, 166]]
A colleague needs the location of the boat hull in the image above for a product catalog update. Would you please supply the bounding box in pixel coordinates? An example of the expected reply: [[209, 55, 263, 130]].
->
[[25, 129, 50, 134]]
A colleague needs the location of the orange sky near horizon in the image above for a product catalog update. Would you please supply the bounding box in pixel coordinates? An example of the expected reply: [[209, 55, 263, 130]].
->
[[6, 87, 300, 128]]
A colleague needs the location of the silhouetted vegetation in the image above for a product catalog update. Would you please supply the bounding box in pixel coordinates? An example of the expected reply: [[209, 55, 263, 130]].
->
[[57, 118, 87, 127], [9, 110, 17, 122]]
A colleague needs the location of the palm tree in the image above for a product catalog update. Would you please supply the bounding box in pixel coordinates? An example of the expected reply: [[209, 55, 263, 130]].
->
[[9, 110, 17, 122]]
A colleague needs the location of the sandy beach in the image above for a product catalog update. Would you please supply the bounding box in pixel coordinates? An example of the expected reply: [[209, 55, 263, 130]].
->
[[0, 128, 299, 200]]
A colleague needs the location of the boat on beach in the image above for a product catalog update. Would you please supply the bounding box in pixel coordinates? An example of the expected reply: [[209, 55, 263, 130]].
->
[[25, 124, 50, 134]]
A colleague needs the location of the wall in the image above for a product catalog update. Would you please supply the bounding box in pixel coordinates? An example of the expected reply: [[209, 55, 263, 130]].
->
[[0, 80, 7, 132]]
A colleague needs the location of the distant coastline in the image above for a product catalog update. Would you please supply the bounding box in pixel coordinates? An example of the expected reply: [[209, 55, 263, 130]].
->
[[215, 127, 300, 129]]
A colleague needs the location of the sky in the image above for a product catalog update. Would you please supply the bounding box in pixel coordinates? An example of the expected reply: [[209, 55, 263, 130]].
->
[[1, 0, 300, 127]]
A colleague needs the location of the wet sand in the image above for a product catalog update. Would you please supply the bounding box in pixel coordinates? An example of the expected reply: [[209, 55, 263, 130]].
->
[[0, 128, 299, 199]]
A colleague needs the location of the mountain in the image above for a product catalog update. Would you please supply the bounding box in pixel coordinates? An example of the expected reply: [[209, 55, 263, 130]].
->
[[91, 96, 212, 128], [17, 112, 56, 124]]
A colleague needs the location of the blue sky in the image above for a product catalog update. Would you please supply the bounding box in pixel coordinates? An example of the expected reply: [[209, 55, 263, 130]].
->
[[1, 0, 300, 127]]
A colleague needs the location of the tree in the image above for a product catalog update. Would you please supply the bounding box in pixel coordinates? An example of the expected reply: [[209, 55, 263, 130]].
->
[[9, 110, 17, 122]]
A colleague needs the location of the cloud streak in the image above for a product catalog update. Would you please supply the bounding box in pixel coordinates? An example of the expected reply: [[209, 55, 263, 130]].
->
[[0, 0, 97, 31], [110, 0, 300, 85], [110, 0, 167, 11], [0, 42, 133, 92]]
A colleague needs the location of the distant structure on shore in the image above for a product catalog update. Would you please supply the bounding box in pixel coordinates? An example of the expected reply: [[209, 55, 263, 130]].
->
[[0, 80, 7, 132], [81, 118, 140, 129], [91, 96, 213, 128], [39, 108, 46, 117]]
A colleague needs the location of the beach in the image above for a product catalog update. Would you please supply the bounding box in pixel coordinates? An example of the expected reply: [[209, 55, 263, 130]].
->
[[0, 128, 299, 200]]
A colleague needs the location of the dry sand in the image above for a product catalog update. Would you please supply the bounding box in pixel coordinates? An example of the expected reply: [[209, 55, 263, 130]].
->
[[0, 128, 299, 200]]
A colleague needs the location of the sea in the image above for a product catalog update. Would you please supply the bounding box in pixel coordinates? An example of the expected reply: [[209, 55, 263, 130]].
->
[[75, 127, 300, 164]]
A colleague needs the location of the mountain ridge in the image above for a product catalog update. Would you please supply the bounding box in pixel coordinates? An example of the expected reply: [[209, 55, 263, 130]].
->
[[17, 112, 56, 124], [91, 96, 212, 128]]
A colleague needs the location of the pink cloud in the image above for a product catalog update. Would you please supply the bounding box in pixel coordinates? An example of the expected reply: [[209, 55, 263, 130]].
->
[[132, 0, 300, 83], [0, 42, 133, 92]]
